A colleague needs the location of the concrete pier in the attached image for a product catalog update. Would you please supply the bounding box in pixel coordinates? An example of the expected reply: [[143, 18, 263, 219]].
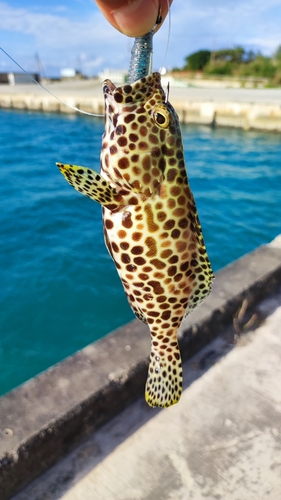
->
[[0, 236, 281, 499], [15, 289, 281, 500], [1, 80, 281, 131]]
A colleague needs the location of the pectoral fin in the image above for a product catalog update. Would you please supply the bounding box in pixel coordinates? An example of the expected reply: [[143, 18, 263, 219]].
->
[[57, 163, 118, 208]]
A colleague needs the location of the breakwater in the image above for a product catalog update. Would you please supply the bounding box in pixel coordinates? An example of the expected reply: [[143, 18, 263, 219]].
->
[[1, 80, 281, 131]]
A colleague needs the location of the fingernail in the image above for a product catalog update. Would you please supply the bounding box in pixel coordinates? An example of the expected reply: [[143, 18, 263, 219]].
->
[[112, 0, 159, 37]]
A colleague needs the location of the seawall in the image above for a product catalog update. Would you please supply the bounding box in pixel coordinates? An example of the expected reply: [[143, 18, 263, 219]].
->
[[0, 236, 281, 499], [1, 81, 281, 131]]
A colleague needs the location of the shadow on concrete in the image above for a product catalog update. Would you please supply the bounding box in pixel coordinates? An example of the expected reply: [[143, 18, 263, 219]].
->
[[14, 289, 281, 500]]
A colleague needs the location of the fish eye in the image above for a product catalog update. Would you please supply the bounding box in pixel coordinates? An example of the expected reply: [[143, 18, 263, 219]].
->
[[152, 105, 170, 129]]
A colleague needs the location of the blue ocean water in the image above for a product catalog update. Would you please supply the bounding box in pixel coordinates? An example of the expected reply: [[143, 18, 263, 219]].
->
[[0, 108, 280, 396]]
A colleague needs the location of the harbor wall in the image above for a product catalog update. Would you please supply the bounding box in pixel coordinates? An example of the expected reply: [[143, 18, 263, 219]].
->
[[1, 90, 281, 132], [173, 99, 281, 131], [0, 237, 281, 499]]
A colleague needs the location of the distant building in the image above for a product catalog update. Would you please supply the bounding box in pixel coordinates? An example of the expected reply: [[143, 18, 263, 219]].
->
[[0, 72, 40, 85], [60, 68, 82, 79], [98, 69, 127, 84]]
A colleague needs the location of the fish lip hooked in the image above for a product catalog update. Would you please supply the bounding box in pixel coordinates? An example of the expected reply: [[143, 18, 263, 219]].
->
[[103, 72, 165, 106], [103, 79, 116, 96]]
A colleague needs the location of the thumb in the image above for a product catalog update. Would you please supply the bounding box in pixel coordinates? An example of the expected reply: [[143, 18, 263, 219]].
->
[[95, 0, 172, 37]]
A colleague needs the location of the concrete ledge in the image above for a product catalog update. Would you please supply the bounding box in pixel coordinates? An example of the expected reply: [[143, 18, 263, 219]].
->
[[1, 91, 281, 131], [170, 99, 281, 131], [0, 239, 281, 499], [0, 93, 104, 115]]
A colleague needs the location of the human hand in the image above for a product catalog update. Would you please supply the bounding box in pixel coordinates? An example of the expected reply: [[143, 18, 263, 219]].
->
[[95, 0, 172, 37]]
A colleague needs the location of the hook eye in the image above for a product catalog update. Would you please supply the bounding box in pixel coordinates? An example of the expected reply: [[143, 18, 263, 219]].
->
[[152, 105, 170, 128]]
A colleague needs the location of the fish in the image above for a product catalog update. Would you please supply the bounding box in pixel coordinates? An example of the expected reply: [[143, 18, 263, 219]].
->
[[57, 71, 214, 408]]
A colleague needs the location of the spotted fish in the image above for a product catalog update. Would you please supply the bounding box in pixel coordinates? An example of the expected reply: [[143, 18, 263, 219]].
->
[[57, 72, 214, 408]]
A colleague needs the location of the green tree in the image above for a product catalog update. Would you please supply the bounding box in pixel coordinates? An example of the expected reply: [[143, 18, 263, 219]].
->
[[239, 55, 276, 78], [204, 62, 233, 76], [185, 50, 211, 71], [177, 45, 281, 84], [245, 50, 256, 63], [213, 46, 245, 64], [274, 45, 281, 62]]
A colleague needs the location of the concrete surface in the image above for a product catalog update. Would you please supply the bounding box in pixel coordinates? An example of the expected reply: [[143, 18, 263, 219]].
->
[[1, 240, 281, 499], [0, 80, 281, 105], [12, 288, 281, 500], [0, 238, 280, 499], [1, 80, 281, 131]]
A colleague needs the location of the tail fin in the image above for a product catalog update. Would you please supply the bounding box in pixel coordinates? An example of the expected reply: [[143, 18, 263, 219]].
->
[[145, 338, 183, 408]]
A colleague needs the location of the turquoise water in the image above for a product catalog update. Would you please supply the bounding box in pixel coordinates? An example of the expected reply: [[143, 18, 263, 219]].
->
[[0, 108, 280, 396]]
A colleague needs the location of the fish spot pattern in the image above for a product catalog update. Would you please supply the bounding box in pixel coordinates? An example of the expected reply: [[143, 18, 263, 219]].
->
[[101, 75, 214, 408], [58, 72, 214, 409]]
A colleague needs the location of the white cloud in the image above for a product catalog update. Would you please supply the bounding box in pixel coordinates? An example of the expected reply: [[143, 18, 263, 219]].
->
[[52, 5, 68, 13], [160, 0, 281, 67], [0, 2, 115, 47], [247, 38, 281, 54], [83, 57, 104, 69], [0, 0, 280, 76], [0, 1, 128, 75]]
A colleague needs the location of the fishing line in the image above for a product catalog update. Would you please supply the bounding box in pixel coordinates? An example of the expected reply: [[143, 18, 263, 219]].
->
[[158, 0, 171, 75], [1, 3, 171, 114], [0, 46, 104, 118]]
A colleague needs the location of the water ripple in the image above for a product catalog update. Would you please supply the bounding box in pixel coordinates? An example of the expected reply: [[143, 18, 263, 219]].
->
[[0, 109, 280, 395]]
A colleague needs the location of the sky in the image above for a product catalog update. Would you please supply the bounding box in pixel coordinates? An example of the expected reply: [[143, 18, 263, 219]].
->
[[1, 0, 281, 78]]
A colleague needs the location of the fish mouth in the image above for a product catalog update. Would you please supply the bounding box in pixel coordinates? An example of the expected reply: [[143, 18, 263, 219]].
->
[[103, 79, 116, 96], [102, 73, 165, 107], [103, 72, 162, 96]]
